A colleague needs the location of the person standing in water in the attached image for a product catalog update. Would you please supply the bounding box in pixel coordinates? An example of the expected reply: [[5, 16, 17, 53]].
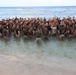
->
[[36, 28, 42, 42], [14, 25, 21, 39], [0, 24, 3, 37], [22, 27, 29, 40], [3, 26, 10, 40], [73, 23, 76, 38]]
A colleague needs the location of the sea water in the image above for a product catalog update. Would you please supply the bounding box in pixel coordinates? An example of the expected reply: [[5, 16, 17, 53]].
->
[[0, 36, 76, 60], [0, 6, 76, 19]]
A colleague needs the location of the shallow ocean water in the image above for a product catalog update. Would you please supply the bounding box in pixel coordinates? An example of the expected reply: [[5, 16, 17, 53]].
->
[[0, 36, 76, 60]]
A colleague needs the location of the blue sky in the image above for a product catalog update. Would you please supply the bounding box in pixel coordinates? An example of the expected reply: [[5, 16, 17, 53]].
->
[[0, 0, 76, 7]]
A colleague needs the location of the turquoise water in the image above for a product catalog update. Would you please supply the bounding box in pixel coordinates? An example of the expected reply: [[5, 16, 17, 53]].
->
[[0, 36, 76, 59]]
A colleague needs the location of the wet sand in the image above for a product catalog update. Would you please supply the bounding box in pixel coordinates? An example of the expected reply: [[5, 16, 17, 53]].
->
[[0, 54, 76, 75]]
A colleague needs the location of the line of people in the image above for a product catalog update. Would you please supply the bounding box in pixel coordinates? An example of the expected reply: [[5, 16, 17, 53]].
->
[[0, 17, 76, 42]]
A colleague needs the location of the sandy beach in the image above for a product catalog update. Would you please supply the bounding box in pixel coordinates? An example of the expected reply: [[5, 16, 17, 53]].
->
[[0, 54, 76, 75]]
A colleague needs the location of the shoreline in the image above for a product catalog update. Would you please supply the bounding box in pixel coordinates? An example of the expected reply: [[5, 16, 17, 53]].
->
[[0, 54, 76, 75]]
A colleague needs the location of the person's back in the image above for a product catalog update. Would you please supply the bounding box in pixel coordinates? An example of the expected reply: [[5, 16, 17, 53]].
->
[[36, 29, 42, 42], [14, 26, 21, 38], [51, 25, 57, 36], [0, 25, 3, 37]]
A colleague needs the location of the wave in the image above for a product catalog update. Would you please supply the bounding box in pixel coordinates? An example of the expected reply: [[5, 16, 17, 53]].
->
[[16, 8, 23, 10]]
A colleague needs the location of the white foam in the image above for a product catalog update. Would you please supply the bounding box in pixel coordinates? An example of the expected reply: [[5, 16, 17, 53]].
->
[[16, 8, 23, 10]]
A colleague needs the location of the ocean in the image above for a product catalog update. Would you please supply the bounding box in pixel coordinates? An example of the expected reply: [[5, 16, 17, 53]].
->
[[0, 6, 76, 19], [0, 6, 76, 75]]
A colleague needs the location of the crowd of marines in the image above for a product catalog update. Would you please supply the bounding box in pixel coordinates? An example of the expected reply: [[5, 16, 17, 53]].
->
[[0, 17, 76, 42]]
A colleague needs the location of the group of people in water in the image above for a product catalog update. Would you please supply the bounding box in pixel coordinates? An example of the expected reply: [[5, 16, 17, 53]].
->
[[0, 17, 76, 42]]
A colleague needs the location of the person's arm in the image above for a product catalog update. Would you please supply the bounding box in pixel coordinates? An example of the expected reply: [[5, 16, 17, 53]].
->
[[48, 31, 51, 36], [16, 31, 20, 38], [57, 30, 60, 36], [0, 33, 2, 37], [18, 31, 20, 37]]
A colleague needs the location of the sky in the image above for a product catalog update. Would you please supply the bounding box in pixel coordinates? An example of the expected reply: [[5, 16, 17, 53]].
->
[[0, 0, 76, 7]]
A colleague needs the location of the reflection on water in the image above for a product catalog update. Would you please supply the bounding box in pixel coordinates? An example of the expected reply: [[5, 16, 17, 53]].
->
[[0, 36, 76, 60]]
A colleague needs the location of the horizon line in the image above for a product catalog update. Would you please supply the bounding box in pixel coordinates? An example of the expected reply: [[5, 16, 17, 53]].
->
[[0, 6, 76, 7]]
